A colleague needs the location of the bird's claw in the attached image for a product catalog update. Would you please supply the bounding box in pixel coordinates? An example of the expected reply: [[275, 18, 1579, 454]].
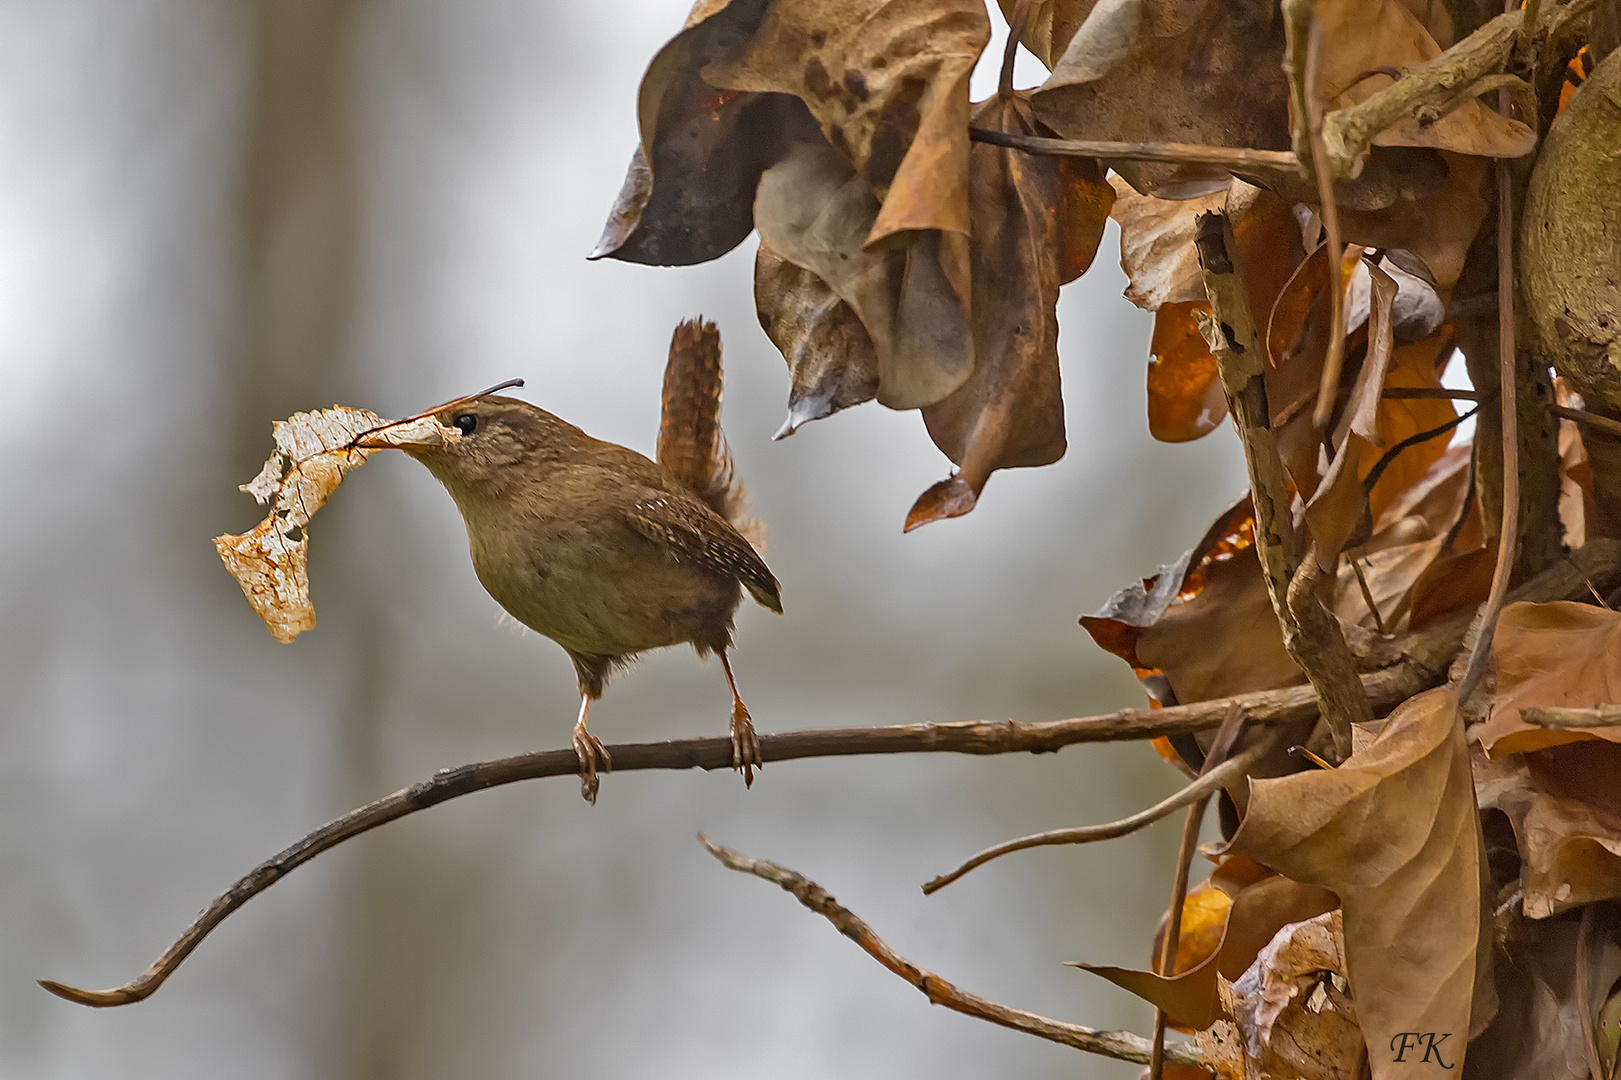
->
[[572, 725, 612, 804], [730, 700, 762, 788]]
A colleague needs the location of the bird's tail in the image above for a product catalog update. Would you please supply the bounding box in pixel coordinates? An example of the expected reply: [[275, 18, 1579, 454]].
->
[[657, 318, 763, 547]]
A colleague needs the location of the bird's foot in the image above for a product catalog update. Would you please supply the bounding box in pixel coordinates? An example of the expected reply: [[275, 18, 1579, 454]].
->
[[730, 699, 762, 788], [572, 724, 612, 805]]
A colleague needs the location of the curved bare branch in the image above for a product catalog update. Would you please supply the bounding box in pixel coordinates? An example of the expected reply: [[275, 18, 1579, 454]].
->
[[700, 836, 1207, 1068]]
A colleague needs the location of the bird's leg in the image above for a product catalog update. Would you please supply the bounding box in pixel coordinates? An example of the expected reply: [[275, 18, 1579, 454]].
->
[[719, 649, 762, 787], [571, 693, 611, 804]]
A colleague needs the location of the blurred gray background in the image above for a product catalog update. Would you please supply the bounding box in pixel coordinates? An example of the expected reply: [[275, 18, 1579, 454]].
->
[[0, 2, 1248, 1077]]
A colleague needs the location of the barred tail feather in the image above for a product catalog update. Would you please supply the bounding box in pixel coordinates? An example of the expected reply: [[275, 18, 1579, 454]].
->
[[658, 317, 762, 544]]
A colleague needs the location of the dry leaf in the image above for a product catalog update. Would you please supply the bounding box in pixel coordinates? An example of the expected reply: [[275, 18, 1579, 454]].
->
[[1149, 301, 1229, 442], [1109, 173, 1226, 313], [1112, 178, 1301, 443], [995, 0, 1099, 70], [1303, 260, 1401, 562], [1228, 688, 1495, 1079], [1336, 152, 1491, 291], [1464, 905, 1621, 1078], [1314, 0, 1535, 162], [704, 0, 989, 246], [754, 131, 972, 411], [1330, 443, 1490, 634], [905, 94, 1113, 530], [216, 407, 457, 642], [754, 245, 881, 436], [1219, 910, 1363, 1080], [1083, 498, 1306, 708], [1477, 601, 1621, 757], [601, 0, 988, 413], [592, 1, 814, 265], [1031, 0, 1291, 196], [1480, 743, 1621, 918], [1079, 873, 1339, 1029]]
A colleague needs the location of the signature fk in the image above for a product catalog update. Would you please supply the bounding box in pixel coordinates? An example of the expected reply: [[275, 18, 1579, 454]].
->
[[1390, 1032, 1454, 1068]]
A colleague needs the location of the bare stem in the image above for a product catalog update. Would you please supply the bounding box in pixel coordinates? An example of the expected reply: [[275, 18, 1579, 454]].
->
[[699, 836, 1208, 1067], [966, 128, 1300, 174], [1521, 705, 1621, 729], [1457, 74, 1524, 702], [1148, 702, 1240, 1079], [1289, 3, 1348, 433], [1552, 404, 1621, 440], [999, 0, 1033, 100], [921, 727, 1281, 895]]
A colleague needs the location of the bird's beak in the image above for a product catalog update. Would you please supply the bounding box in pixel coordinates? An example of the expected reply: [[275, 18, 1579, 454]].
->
[[351, 378, 522, 451], [354, 415, 459, 451]]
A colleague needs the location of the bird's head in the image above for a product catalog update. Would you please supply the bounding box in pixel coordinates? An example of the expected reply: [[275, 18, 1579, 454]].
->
[[359, 385, 587, 500]]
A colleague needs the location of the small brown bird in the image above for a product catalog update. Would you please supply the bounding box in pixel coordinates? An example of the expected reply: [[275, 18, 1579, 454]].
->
[[377, 320, 780, 801]]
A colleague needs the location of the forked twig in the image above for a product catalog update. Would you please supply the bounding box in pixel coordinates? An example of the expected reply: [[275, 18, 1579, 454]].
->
[[698, 836, 1208, 1068], [1195, 210, 1368, 761], [921, 723, 1282, 895]]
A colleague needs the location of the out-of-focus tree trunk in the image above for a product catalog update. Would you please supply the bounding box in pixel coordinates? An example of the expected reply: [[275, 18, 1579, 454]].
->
[[238, 7, 399, 1078]]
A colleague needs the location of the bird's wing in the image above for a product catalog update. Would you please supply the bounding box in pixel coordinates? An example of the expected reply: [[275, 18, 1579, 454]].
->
[[656, 318, 748, 527], [623, 490, 782, 614]]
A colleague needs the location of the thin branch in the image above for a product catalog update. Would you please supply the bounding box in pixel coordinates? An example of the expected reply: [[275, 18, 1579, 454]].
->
[[1361, 407, 1480, 494], [1552, 404, 1621, 440], [1290, 2, 1349, 433], [1458, 74, 1524, 702], [966, 128, 1300, 174], [1521, 705, 1621, 729], [1152, 798, 1211, 1080], [44, 541, 1621, 1010], [1150, 702, 1240, 1079], [1320, 0, 1598, 176], [1350, 555, 1389, 636], [1382, 387, 1484, 401], [998, 0, 1033, 100], [699, 836, 1208, 1068], [37, 668, 1431, 1009], [921, 725, 1282, 895]]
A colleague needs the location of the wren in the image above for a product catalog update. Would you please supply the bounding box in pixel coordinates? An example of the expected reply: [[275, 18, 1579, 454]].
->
[[378, 321, 780, 801]]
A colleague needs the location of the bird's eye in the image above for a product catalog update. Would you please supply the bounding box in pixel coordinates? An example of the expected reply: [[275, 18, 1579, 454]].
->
[[453, 413, 478, 435]]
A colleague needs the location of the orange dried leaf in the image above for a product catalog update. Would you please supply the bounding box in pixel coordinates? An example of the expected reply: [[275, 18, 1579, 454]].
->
[[1149, 302, 1228, 442], [1077, 874, 1338, 1030]]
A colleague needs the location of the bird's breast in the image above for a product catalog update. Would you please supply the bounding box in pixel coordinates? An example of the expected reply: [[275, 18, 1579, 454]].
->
[[462, 506, 741, 658]]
